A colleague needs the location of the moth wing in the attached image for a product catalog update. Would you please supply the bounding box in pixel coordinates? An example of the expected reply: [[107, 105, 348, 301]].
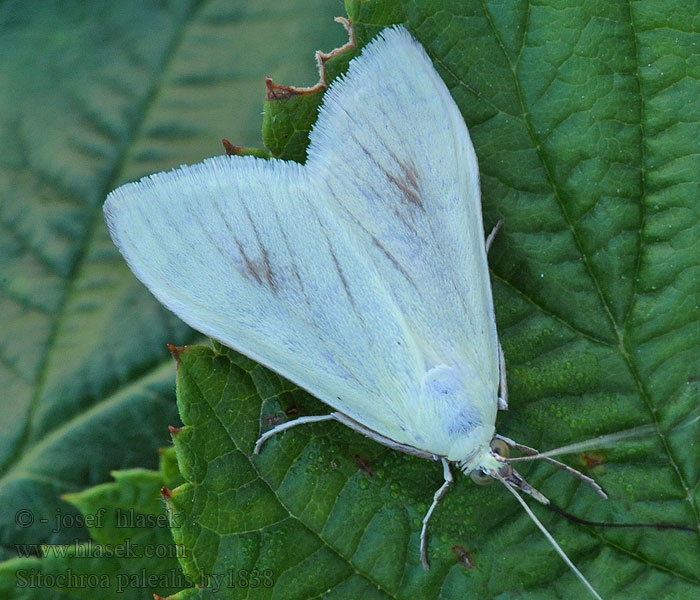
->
[[104, 156, 426, 445], [306, 28, 500, 431], [104, 26, 499, 459]]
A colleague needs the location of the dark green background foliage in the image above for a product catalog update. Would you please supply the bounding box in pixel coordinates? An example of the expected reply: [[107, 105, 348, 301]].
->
[[1, 0, 698, 599]]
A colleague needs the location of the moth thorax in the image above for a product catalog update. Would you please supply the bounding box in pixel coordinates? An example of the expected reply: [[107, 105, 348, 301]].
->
[[456, 441, 501, 475]]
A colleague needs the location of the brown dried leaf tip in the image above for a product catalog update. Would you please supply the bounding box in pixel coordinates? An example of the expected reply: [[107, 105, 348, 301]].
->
[[222, 138, 244, 155], [452, 545, 475, 569], [161, 487, 173, 503], [168, 425, 183, 437], [266, 17, 356, 100], [167, 344, 188, 364]]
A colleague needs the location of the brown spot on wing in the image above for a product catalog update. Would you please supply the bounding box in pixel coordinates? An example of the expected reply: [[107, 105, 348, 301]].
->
[[385, 168, 423, 208], [346, 128, 423, 211], [387, 149, 423, 209], [235, 240, 261, 284], [371, 234, 421, 293], [260, 246, 275, 288], [328, 244, 357, 310], [235, 240, 276, 290]]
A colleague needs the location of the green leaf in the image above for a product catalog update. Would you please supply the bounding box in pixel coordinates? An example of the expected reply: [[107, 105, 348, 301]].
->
[[3, 0, 698, 599], [169, 1, 700, 599], [0, 0, 348, 586], [0, 449, 188, 599]]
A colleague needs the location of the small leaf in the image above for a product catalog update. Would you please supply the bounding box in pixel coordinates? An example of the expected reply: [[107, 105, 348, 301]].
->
[[0, 450, 188, 599]]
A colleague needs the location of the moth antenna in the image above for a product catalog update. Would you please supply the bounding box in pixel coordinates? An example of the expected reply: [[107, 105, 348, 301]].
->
[[503, 424, 659, 461], [494, 472, 604, 600], [497, 435, 607, 499], [495, 438, 693, 538], [528, 408, 700, 459]]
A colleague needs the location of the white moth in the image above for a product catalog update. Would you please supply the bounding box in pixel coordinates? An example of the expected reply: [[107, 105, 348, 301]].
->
[[105, 26, 606, 599]]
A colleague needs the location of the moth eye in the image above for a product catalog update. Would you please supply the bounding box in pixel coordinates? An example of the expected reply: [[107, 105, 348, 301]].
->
[[490, 438, 510, 458], [470, 469, 493, 486]]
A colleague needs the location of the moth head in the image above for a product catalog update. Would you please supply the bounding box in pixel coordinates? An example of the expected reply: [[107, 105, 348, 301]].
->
[[467, 438, 550, 504], [465, 437, 510, 484]]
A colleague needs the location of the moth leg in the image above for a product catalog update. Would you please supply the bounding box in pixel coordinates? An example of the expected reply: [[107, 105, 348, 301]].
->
[[420, 458, 454, 570], [254, 414, 335, 454], [332, 412, 439, 460], [486, 219, 507, 410], [496, 435, 607, 500], [255, 411, 439, 461], [485, 219, 504, 253], [497, 340, 508, 410]]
